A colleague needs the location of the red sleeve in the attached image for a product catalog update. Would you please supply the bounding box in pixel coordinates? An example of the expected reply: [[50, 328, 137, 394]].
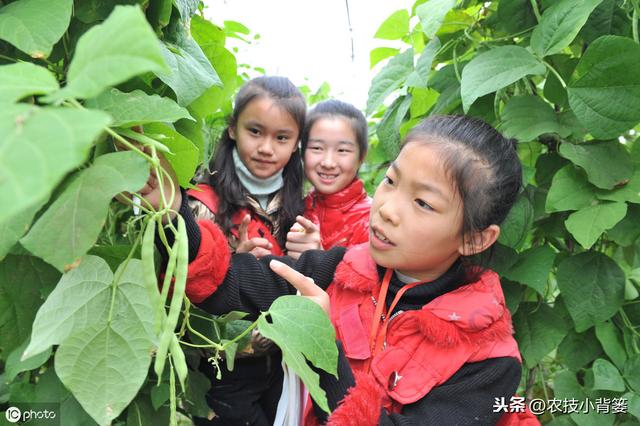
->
[[184, 220, 231, 303], [327, 371, 383, 426]]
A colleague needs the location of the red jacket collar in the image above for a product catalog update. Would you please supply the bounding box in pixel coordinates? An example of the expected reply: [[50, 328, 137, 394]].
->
[[307, 178, 368, 212]]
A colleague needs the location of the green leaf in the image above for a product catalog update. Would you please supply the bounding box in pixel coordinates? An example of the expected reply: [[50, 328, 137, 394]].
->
[[0, 62, 58, 104], [85, 88, 193, 127], [625, 391, 640, 420], [0, 105, 111, 225], [497, 0, 536, 34], [409, 88, 439, 118], [173, 0, 200, 18], [127, 389, 170, 426], [556, 252, 625, 332], [554, 370, 614, 426], [366, 48, 414, 115], [21, 152, 149, 272], [565, 202, 627, 249], [143, 123, 199, 187], [406, 37, 440, 88], [596, 169, 640, 204], [44, 5, 168, 102], [257, 296, 338, 413], [156, 38, 222, 107], [150, 383, 170, 410], [498, 194, 534, 249], [0, 0, 72, 57], [503, 245, 555, 294], [74, 0, 140, 23], [595, 320, 627, 369], [25, 256, 153, 424], [580, 0, 632, 44], [184, 370, 212, 418], [557, 328, 602, 371], [370, 47, 400, 69], [625, 354, 640, 393], [607, 204, 640, 246], [501, 95, 567, 141], [148, 0, 172, 29], [0, 255, 59, 358], [31, 368, 96, 424], [545, 165, 597, 213], [415, 0, 456, 38], [568, 35, 640, 139], [0, 198, 47, 261], [590, 358, 625, 391], [376, 95, 412, 158], [559, 141, 633, 190], [530, 0, 603, 58], [3, 338, 51, 383], [460, 46, 545, 111], [512, 302, 569, 368], [374, 9, 410, 40]]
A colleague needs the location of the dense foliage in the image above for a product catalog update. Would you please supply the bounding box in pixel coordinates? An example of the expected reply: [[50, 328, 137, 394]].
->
[[361, 0, 640, 424], [0, 1, 335, 424]]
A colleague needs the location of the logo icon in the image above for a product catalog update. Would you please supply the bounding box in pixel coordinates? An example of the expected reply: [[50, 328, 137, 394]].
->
[[5, 406, 21, 423]]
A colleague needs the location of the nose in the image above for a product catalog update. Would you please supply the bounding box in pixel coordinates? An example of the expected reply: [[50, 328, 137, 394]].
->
[[377, 198, 400, 226], [257, 137, 275, 156], [320, 150, 336, 169]]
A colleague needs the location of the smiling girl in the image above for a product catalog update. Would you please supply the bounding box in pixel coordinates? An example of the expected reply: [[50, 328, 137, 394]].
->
[[285, 100, 371, 257], [141, 115, 538, 425]]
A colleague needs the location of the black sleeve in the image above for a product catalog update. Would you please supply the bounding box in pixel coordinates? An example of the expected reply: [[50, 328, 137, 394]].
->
[[196, 247, 347, 320], [311, 341, 356, 423], [379, 357, 522, 425]]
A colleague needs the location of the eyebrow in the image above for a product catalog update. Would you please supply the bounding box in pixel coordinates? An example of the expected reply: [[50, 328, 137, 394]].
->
[[390, 161, 447, 200], [245, 120, 294, 134], [307, 139, 356, 146]]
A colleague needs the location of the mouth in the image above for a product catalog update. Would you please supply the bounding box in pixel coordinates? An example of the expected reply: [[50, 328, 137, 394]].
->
[[317, 172, 339, 182], [371, 225, 395, 246], [252, 158, 276, 165]]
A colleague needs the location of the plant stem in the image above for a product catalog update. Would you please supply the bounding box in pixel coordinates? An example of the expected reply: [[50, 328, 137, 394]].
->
[[633, 1, 639, 44], [543, 61, 567, 89], [529, 0, 542, 22]]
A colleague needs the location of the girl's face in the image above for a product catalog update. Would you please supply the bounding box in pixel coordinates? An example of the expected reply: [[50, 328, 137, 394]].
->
[[230, 97, 300, 179], [369, 141, 466, 282], [303, 117, 362, 195]]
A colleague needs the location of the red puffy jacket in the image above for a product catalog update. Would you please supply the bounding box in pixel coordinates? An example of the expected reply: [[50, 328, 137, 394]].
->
[[304, 178, 371, 249]]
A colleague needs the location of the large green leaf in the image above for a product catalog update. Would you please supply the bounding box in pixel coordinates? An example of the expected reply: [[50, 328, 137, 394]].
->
[[257, 296, 337, 414], [557, 328, 602, 371], [496, 0, 536, 34], [173, 0, 200, 18], [156, 38, 222, 107], [31, 368, 96, 424], [498, 194, 534, 249], [374, 9, 410, 40], [607, 203, 640, 246], [0, 0, 72, 58], [460, 46, 545, 111], [415, 0, 457, 38], [406, 37, 440, 88], [366, 48, 414, 115], [501, 95, 567, 141], [512, 302, 569, 368], [596, 169, 640, 204], [85, 88, 193, 127], [377, 95, 412, 158], [0, 255, 59, 358], [565, 202, 627, 249], [44, 5, 168, 102], [580, 0, 632, 44], [556, 252, 625, 332], [559, 141, 633, 190], [21, 152, 149, 272], [3, 338, 51, 382], [74, 0, 141, 23], [0, 62, 58, 104], [53, 257, 155, 425], [554, 370, 615, 426], [595, 320, 627, 369], [144, 123, 199, 187], [589, 358, 625, 391], [370, 47, 400, 69], [625, 354, 640, 393], [0, 198, 46, 261], [503, 245, 555, 294], [0, 105, 111, 226], [530, 0, 603, 58], [568, 35, 640, 139], [545, 165, 597, 213]]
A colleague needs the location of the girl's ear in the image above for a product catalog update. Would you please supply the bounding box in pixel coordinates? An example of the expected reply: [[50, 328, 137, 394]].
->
[[458, 225, 500, 256], [228, 126, 236, 141]]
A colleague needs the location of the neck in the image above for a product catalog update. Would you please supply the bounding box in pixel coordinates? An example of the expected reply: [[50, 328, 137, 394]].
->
[[233, 147, 284, 209]]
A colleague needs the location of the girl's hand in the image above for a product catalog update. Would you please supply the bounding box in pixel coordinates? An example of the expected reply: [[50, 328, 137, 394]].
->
[[286, 216, 321, 260], [236, 214, 273, 258], [269, 259, 330, 315]]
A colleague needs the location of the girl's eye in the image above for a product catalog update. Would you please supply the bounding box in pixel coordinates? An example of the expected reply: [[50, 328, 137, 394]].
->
[[248, 128, 260, 135], [415, 199, 434, 211], [277, 135, 289, 142], [309, 146, 323, 151], [338, 149, 353, 154], [383, 175, 394, 186]]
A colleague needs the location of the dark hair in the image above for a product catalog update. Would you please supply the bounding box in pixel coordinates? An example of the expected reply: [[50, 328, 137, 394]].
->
[[208, 76, 306, 247], [401, 115, 522, 269], [301, 99, 368, 161]]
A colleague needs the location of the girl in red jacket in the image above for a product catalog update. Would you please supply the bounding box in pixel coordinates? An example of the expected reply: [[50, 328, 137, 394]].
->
[[144, 115, 538, 425], [287, 100, 371, 257]]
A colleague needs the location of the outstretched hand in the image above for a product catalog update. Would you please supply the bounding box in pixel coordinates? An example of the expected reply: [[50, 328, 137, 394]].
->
[[269, 259, 330, 315], [236, 214, 273, 258], [286, 215, 322, 260]]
